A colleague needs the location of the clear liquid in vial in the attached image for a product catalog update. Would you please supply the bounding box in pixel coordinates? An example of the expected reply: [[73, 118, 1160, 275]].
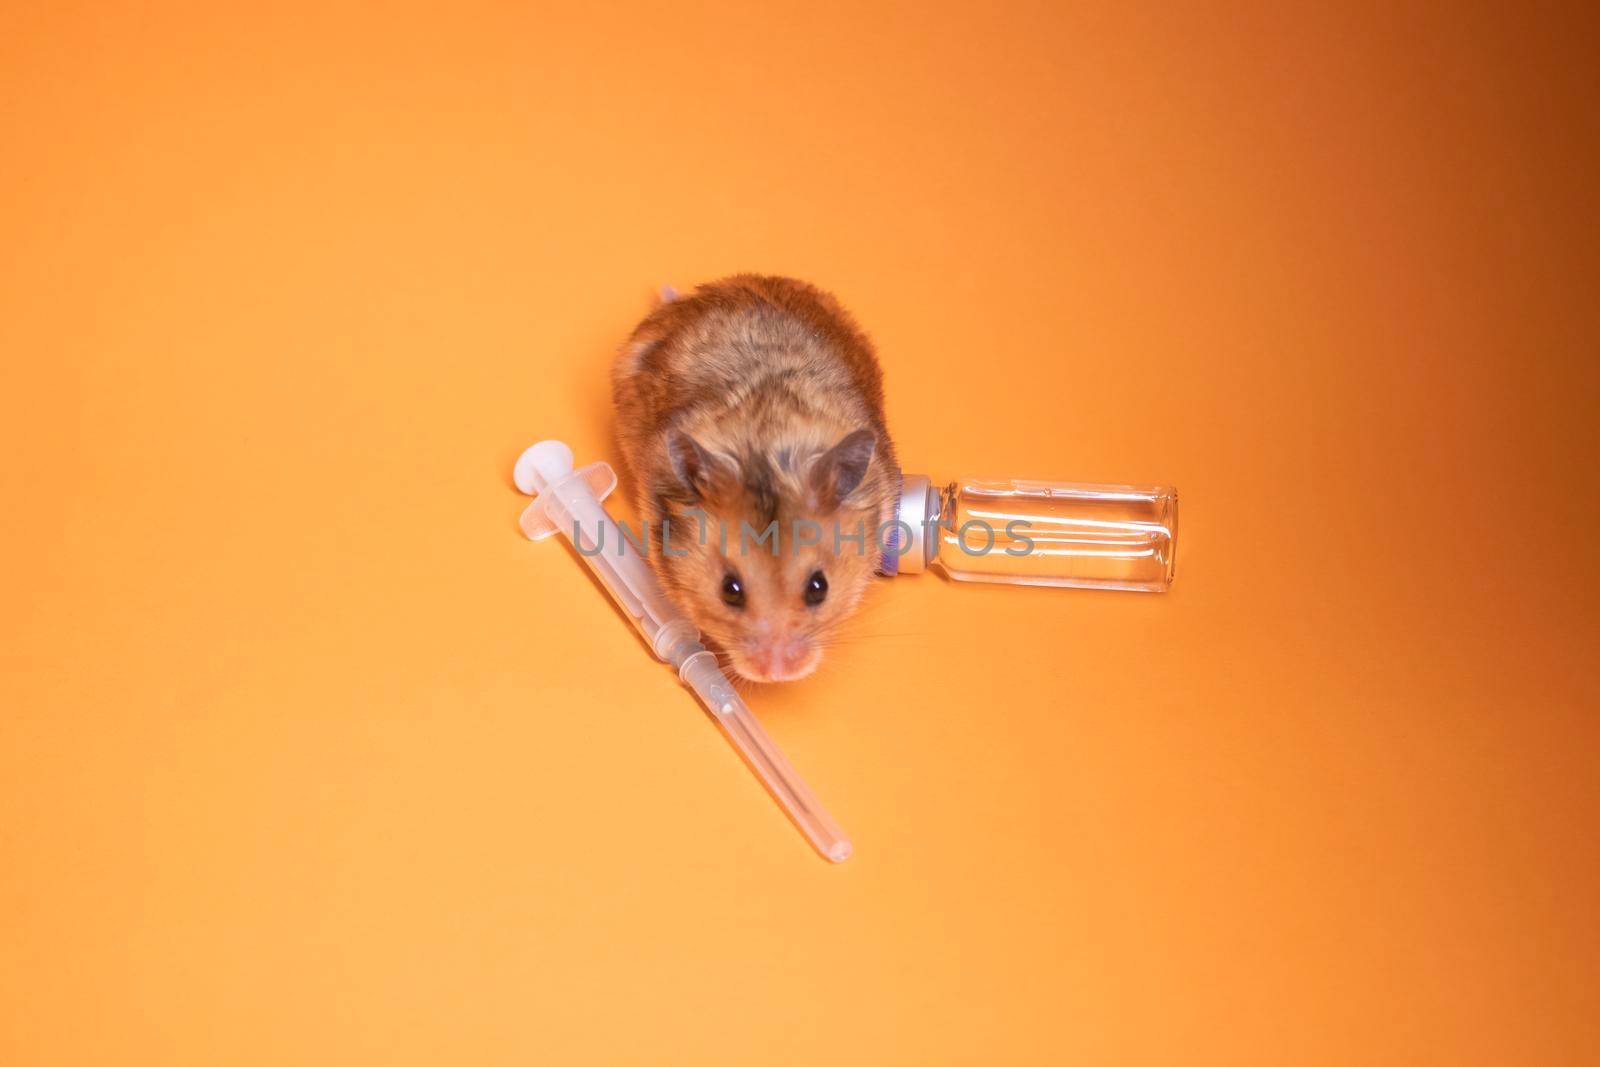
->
[[934, 478, 1177, 591]]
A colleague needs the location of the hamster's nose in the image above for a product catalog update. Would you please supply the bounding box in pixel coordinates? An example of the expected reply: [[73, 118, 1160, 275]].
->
[[744, 639, 821, 683]]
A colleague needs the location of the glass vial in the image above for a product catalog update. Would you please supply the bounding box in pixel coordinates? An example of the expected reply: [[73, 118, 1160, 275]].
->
[[888, 473, 1178, 592]]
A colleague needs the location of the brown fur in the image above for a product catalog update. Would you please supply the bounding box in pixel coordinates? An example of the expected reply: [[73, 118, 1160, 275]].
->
[[612, 274, 899, 682]]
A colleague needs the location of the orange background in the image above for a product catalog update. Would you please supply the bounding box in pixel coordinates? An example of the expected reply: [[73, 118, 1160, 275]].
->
[[3, 3, 1597, 1064]]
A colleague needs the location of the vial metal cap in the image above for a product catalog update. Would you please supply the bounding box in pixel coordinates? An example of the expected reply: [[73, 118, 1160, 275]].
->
[[890, 472, 941, 574]]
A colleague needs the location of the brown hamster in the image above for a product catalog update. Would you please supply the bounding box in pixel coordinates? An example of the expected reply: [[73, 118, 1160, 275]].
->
[[612, 274, 899, 682]]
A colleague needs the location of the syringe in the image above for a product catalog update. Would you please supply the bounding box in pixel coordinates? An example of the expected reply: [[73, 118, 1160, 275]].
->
[[513, 440, 853, 863]]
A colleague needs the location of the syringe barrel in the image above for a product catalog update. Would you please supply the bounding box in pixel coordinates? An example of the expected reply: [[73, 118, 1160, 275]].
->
[[538, 471, 698, 662]]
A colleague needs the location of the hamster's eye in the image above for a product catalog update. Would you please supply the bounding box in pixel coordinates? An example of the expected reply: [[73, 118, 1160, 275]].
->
[[721, 574, 745, 609], [804, 570, 828, 607]]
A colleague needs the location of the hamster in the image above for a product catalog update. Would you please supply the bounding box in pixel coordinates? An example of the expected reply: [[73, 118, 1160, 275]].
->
[[612, 274, 900, 682]]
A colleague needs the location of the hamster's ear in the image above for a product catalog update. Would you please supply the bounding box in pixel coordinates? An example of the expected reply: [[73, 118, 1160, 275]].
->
[[808, 428, 877, 512], [666, 429, 739, 502]]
